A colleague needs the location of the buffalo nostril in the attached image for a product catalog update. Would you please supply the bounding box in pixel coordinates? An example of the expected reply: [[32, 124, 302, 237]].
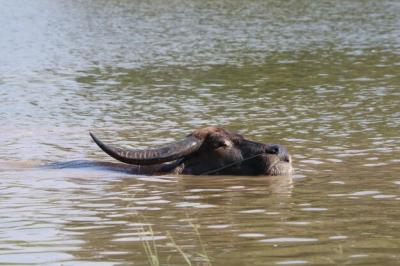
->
[[265, 144, 280, 155]]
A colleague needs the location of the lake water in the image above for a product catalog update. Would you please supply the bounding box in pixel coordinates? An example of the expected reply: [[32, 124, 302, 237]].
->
[[1, 0, 400, 265]]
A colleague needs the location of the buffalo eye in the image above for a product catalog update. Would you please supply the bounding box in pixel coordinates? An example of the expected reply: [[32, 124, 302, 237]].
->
[[211, 139, 231, 149], [215, 140, 227, 148]]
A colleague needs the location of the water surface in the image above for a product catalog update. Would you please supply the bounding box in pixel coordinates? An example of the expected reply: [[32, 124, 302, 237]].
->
[[1, 0, 400, 265]]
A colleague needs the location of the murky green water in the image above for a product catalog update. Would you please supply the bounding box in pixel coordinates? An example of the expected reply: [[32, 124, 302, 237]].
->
[[1, 0, 400, 265]]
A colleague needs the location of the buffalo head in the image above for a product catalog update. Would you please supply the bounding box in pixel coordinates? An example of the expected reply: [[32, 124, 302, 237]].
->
[[90, 126, 293, 176]]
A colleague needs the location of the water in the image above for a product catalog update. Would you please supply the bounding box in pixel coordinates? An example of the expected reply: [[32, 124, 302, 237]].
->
[[1, 0, 400, 265]]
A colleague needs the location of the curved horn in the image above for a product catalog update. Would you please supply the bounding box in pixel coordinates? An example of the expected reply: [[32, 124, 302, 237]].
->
[[89, 132, 204, 165]]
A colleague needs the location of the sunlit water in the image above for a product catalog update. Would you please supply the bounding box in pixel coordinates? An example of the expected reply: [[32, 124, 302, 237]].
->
[[1, 0, 400, 265]]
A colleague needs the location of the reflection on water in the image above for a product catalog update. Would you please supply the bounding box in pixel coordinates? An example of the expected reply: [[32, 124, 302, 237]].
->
[[2, 168, 400, 265], [1, 0, 400, 265]]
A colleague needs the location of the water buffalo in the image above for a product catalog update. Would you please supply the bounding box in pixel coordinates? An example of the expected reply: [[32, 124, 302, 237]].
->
[[90, 126, 293, 176]]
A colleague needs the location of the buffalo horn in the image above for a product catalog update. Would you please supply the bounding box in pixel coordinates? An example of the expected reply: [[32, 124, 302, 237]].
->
[[89, 132, 203, 165]]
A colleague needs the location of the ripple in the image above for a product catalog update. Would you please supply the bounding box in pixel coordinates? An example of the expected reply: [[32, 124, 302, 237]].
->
[[329, 235, 348, 240], [349, 191, 380, 196], [175, 202, 215, 208], [207, 224, 231, 229], [328, 193, 347, 197], [301, 159, 324, 165], [66, 216, 103, 222], [228, 186, 246, 190], [364, 163, 387, 167], [300, 208, 328, 212], [100, 221, 129, 225], [372, 194, 397, 199], [188, 189, 223, 193], [283, 221, 310, 225], [183, 195, 201, 200], [238, 233, 266, 238], [135, 199, 170, 205], [326, 158, 343, 163], [112, 236, 167, 242], [276, 261, 308, 265], [0, 252, 74, 264], [329, 181, 345, 184], [349, 254, 369, 258], [239, 209, 265, 214], [259, 237, 318, 243]]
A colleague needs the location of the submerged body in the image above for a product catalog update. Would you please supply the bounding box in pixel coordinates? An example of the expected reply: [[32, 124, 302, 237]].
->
[[90, 126, 293, 176]]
